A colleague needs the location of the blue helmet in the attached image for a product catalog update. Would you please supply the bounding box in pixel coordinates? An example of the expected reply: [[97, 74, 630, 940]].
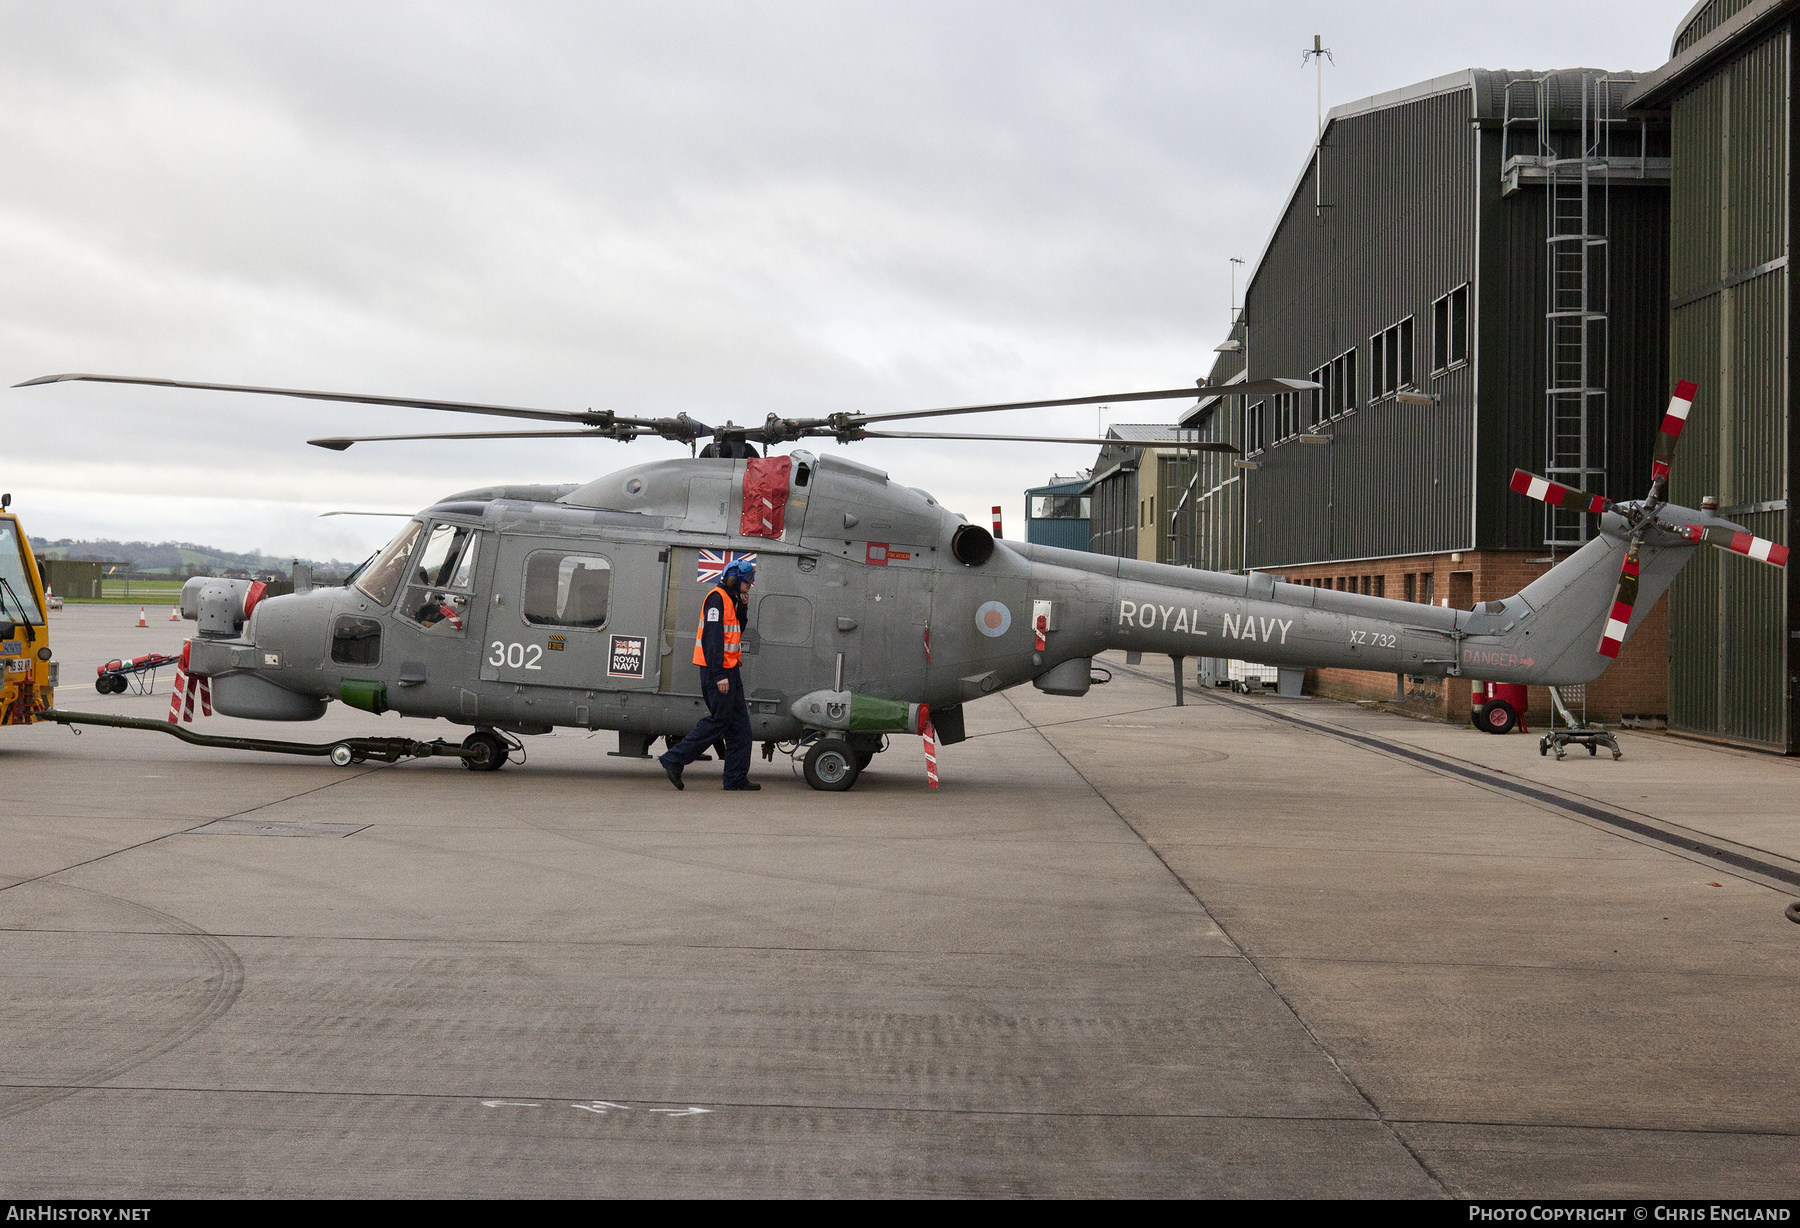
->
[[722, 558, 756, 585]]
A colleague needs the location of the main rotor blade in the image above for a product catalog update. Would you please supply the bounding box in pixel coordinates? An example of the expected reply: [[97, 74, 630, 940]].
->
[[1597, 540, 1643, 659], [1651, 379, 1698, 481], [1675, 523, 1791, 567], [16, 373, 605, 426], [1509, 469, 1612, 514], [855, 429, 1239, 452], [849, 378, 1321, 427], [308, 429, 638, 451]]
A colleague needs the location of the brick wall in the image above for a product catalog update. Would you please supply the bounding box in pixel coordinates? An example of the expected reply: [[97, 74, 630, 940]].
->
[[1254, 550, 1668, 727]]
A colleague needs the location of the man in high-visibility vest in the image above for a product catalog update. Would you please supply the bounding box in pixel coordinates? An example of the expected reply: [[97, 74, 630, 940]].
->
[[659, 557, 759, 790]]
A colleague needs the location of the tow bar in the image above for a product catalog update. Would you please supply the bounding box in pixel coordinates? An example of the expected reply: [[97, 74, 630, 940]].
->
[[37, 708, 478, 766]]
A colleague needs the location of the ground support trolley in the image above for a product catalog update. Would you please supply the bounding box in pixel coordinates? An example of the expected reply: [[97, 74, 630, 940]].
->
[[94, 652, 181, 695], [1540, 685, 1621, 760]]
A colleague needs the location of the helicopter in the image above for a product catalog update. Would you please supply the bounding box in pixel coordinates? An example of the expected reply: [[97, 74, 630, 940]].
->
[[16, 372, 1787, 790]]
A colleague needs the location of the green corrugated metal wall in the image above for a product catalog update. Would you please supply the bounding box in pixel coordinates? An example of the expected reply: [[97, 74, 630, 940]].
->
[[1665, 25, 1794, 751]]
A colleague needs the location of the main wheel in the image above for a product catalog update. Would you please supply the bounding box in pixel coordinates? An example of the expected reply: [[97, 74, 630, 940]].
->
[[462, 729, 508, 772], [1479, 700, 1518, 735], [803, 738, 861, 791]]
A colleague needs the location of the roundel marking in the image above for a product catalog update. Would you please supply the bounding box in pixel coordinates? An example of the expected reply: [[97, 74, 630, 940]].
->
[[975, 600, 1012, 637]]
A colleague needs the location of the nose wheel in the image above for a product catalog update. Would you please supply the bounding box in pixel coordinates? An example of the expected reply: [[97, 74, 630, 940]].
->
[[461, 729, 509, 771]]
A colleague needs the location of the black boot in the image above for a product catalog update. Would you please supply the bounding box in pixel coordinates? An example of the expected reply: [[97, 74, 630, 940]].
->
[[660, 757, 684, 790]]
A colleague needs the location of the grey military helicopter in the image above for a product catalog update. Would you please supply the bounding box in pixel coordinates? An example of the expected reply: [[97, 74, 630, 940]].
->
[[18, 372, 1786, 790]]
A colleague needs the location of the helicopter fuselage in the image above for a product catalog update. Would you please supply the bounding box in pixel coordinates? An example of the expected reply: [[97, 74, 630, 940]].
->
[[182, 451, 1704, 755]]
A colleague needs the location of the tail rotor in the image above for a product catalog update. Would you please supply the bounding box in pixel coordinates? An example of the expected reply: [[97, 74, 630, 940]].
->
[[1508, 378, 1788, 659]]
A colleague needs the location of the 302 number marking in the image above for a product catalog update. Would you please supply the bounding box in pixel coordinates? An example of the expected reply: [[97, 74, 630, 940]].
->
[[1350, 629, 1397, 649], [489, 641, 543, 670]]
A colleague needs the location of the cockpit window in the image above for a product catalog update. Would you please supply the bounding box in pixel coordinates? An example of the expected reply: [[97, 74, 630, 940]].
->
[[0, 522, 43, 626], [416, 522, 475, 587], [353, 519, 424, 607], [402, 523, 480, 634]]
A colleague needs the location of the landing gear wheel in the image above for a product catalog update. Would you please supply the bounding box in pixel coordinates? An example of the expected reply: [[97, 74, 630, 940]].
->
[[1588, 743, 1597, 757], [330, 743, 355, 767], [462, 729, 508, 772], [854, 749, 875, 771], [1539, 738, 1549, 756], [803, 738, 860, 791], [1479, 701, 1518, 735]]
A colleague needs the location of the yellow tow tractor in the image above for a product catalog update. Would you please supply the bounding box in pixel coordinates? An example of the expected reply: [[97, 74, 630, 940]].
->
[[0, 493, 55, 723]]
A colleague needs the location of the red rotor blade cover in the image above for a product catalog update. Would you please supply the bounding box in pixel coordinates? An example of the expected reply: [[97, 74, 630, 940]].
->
[[1509, 469, 1609, 514], [1651, 379, 1698, 480], [1677, 523, 1791, 567], [1596, 552, 1640, 659]]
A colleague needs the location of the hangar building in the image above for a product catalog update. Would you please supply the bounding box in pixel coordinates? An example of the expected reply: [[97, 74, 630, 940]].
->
[[1163, 68, 1674, 725]]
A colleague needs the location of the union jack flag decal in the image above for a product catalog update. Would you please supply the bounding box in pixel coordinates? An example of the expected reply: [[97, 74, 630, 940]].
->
[[696, 549, 757, 584]]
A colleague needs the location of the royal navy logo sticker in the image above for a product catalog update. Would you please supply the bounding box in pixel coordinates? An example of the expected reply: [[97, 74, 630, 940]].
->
[[607, 634, 647, 677], [974, 600, 1011, 637]]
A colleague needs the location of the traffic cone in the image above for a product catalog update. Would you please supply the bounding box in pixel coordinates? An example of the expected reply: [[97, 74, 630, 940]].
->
[[137, 607, 147, 628], [169, 606, 180, 621]]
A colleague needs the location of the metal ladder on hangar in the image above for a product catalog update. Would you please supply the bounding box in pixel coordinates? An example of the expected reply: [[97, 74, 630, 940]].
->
[[1502, 75, 1623, 550]]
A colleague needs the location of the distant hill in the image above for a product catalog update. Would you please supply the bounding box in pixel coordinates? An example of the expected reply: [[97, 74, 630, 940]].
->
[[30, 537, 359, 579]]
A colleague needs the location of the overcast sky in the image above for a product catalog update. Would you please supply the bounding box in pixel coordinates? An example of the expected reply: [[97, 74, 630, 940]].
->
[[0, 1, 1692, 563]]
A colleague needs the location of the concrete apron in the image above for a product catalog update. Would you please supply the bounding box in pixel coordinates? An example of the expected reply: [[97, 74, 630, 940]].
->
[[0, 606, 1793, 1197]]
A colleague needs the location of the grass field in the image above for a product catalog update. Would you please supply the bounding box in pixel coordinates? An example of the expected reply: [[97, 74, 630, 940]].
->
[[60, 579, 188, 605]]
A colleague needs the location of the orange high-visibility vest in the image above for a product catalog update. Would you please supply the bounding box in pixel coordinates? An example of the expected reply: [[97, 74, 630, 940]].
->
[[692, 585, 742, 668]]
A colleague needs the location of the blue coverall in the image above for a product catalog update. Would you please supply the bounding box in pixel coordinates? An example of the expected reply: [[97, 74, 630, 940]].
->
[[659, 585, 753, 787]]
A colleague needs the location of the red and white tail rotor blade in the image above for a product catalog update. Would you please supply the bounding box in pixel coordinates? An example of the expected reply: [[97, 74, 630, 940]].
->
[[1651, 379, 1698, 481], [1509, 469, 1612, 514], [1596, 546, 1643, 659], [1675, 524, 1791, 568]]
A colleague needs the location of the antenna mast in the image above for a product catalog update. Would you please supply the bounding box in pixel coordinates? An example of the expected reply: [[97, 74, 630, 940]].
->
[[1302, 34, 1334, 216]]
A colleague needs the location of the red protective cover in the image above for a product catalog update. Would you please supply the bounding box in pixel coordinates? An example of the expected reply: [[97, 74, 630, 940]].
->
[[739, 456, 793, 539]]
